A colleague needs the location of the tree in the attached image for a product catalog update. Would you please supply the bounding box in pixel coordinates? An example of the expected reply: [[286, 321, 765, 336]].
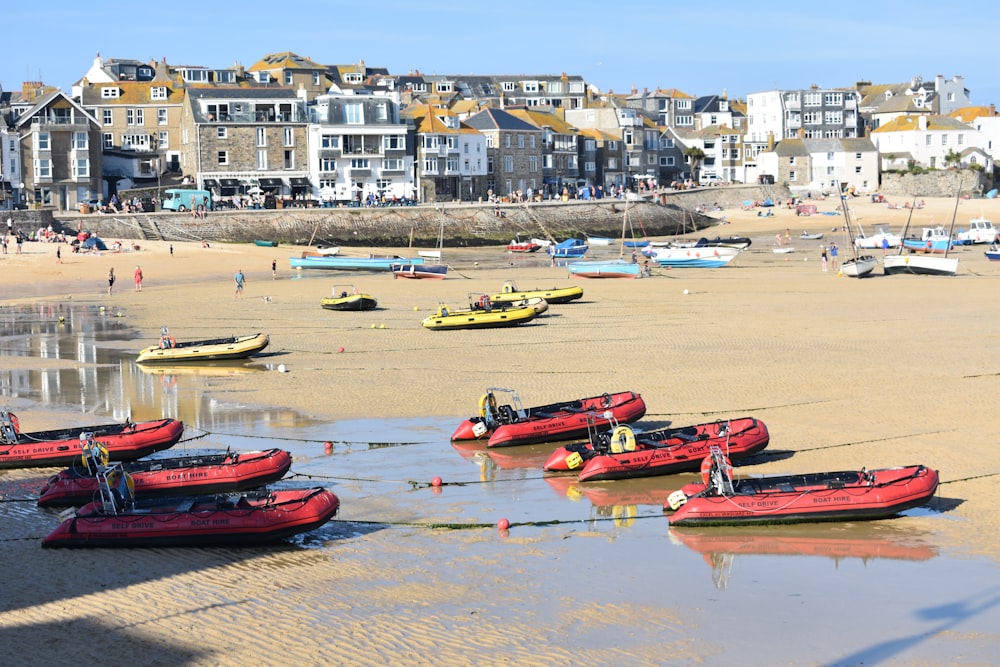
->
[[683, 147, 706, 181], [944, 149, 963, 169]]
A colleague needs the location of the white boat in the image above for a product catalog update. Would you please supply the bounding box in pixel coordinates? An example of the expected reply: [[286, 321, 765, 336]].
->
[[773, 247, 795, 254], [530, 238, 552, 248], [956, 216, 997, 245], [315, 245, 340, 256], [650, 246, 739, 268], [855, 223, 901, 250], [884, 182, 960, 277], [837, 194, 877, 278], [417, 250, 442, 259], [586, 236, 615, 246], [800, 232, 824, 240]]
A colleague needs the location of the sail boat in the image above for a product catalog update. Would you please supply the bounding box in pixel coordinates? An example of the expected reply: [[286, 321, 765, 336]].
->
[[393, 219, 448, 279], [883, 179, 960, 277], [567, 201, 641, 278], [837, 194, 878, 278]]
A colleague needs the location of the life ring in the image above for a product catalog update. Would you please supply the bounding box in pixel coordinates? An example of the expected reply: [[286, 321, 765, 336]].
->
[[700, 453, 733, 486], [159, 335, 176, 350], [82, 442, 110, 470], [478, 392, 498, 420], [478, 295, 491, 310], [608, 425, 636, 454]]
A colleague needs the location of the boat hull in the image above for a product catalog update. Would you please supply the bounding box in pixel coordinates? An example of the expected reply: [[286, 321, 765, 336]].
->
[[391, 263, 448, 280], [544, 417, 769, 481], [0, 418, 184, 469], [451, 391, 646, 447], [667, 465, 938, 526], [136, 333, 269, 363], [883, 254, 958, 276], [290, 255, 424, 271], [491, 284, 583, 305], [321, 294, 378, 310], [421, 305, 537, 331], [652, 246, 738, 268], [42, 487, 339, 548], [840, 255, 878, 278], [567, 260, 640, 279], [37, 448, 292, 507]]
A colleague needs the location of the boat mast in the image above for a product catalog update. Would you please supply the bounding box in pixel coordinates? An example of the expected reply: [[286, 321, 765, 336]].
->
[[944, 175, 963, 260]]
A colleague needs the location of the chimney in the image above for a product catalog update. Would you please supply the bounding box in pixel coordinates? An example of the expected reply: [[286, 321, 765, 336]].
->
[[918, 115, 928, 130]]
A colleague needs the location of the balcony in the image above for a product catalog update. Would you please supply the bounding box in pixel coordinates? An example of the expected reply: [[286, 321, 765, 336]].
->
[[32, 116, 91, 128]]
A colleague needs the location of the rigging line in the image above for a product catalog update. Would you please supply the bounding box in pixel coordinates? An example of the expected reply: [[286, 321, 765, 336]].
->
[[337, 514, 661, 530], [287, 469, 551, 487], [939, 471, 1000, 485], [186, 429, 423, 448]]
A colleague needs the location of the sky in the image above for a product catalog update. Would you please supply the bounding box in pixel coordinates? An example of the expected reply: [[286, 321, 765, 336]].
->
[[4, 1, 1000, 107]]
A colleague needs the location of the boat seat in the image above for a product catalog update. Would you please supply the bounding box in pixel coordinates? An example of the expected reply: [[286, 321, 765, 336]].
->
[[776, 483, 796, 493], [175, 499, 196, 513]]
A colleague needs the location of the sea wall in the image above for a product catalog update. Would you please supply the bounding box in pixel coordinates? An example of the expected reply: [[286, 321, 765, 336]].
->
[[46, 185, 779, 247], [878, 169, 989, 198]]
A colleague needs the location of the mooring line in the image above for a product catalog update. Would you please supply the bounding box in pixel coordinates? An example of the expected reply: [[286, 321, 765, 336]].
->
[[183, 428, 424, 449], [337, 514, 661, 531]]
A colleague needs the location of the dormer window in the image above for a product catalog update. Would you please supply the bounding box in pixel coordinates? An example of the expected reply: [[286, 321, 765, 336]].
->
[[502, 82, 516, 92], [437, 82, 453, 93], [344, 73, 363, 84], [523, 81, 539, 93], [101, 87, 120, 99], [150, 87, 167, 100]]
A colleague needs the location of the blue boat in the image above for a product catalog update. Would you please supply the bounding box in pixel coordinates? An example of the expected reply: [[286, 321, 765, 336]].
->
[[900, 226, 954, 254], [623, 239, 649, 248], [547, 239, 588, 258], [567, 259, 641, 278], [290, 253, 425, 271]]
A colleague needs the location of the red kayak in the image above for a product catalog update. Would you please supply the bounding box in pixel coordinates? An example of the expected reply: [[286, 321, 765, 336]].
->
[[450, 389, 646, 448], [543, 417, 769, 481], [37, 448, 292, 507], [665, 449, 938, 526], [0, 410, 183, 469], [42, 484, 340, 548]]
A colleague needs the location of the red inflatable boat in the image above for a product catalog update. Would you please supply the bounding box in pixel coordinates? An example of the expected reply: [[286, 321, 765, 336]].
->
[[42, 480, 340, 548], [0, 410, 183, 469], [543, 417, 769, 481], [665, 449, 939, 527], [450, 388, 646, 448], [37, 447, 292, 507]]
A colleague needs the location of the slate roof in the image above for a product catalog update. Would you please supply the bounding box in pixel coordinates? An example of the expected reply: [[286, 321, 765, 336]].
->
[[872, 115, 971, 133], [463, 108, 540, 132]]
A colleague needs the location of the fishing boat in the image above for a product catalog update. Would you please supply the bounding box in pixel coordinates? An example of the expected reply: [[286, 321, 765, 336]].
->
[[320, 285, 378, 311], [315, 245, 341, 256], [42, 465, 339, 548], [450, 388, 646, 448], [585, 236, 615, 246], [136, 329, 269, 363], [547, 238, 589, 258], [854, 223, 901, 250], [955, 216, 997, 245], [985, 244, 1000, 261], [38, 440, 292, 507], [543, 417, 769, 482], [290, 253, 425, 271], [901, 226, 954, 254], [800, 232, 824, 241], [421, 294, 538, 331], [837, 194, 878, 278], [490, 280, 583, 305], [884, 186, 961, 277], [567, 259, 641, 279], [664, 447, 938, 526], [650, 245, 739, 268], [692, 236, 752, 250], [0, 410, 184, 469], [253, 240, 278, 247], [390, 263, 448, 280], [507, 237, 542, 253]]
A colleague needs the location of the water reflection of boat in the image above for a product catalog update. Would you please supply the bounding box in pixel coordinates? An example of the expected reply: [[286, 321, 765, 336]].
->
[[672, 525, 939, 590], [452, 441, 554, 471], [136, 362, 262, 377], [545, 475, 681, 508]]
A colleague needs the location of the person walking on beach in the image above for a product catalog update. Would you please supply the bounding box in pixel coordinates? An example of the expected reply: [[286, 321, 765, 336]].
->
[[829, 242, 839, 270], [271, 258, 277, 280], [107, 268, 116, 295], [56, 246, 62, 264], [134, 265, 143, 291], [169, 244, 174, 258], [234, 269, 246, 298], [881, 237, 889, 256], [820, 246, 828, 272]]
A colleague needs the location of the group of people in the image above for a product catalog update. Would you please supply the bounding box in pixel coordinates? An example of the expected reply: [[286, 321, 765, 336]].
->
[[820, 242, 839, 272], [105, 266, 144, 295]]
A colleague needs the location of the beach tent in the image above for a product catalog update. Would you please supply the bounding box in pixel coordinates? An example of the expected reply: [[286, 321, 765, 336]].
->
[[81, 236, 108, 251], [986, 188, 997, 199]]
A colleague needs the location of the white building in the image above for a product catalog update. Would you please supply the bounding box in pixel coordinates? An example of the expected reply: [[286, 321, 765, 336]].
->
[[871, 115, 992, 172]]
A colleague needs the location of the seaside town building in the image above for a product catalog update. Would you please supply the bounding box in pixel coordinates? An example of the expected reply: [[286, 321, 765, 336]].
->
[[870, 115, 992, 173], [756, 136, 879, 194], [461, 107, 543, 201]]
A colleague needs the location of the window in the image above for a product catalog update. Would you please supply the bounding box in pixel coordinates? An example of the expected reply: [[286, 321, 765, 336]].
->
[[344, 73, 363, 84], [103, 109, 113, 126], [321, 135, 339, 149], [523, 81, 539, 92], [344, 103, 364, 124], [675, 115, 693, 126], [789, 156, 796, 165], [825, 111, 843, 124], [134, 109, 144, 125], [218, 150, 228, 165], [350, 158, 370, 169], [151, 87, 167, 100], [35, 158, 52, 178], [383, 158, 403, 171], [436, 82, 453, 93], [126, 109, 135, 126], [504, 135, 511, 148], [320, 158, 336, 172], [103, 132, 113, 148], [101, 87, 119, 99], [549, 81, 562, 94], [528, 156, 538, 172], [313, 72, 321, 86], [382, 134, 403, 150], [256, 149, 268, 170], [502, 82, 516, 91], [823, 92, 843, 105], [958, 133, 964, 145], [73, 158, 89, 178], [827, 152, 834, 160], [257, 127, 267, 147], [789, 170, 797, 181], [855, 166, 862, 174], [284, 149, 294, 169], [217, 126, 227, 139], [503, 155, 513, 172], [941, 134, 948, 146], [73, 132, 88, 150], [158, 108, 168, 125], [158, 131, 168, 147], [284, 72, 293, 85], [38, 133, 50, 150], [284, 127, 294, 147], [446, 157, 458, 172], [803, 92, 821, 106], [827, 166, 835, 175], [517, 135, 524, 148], [803, 111, 820, 124], [423, 156, 437, 172], [375, 103, 388, 122], [926, 135, 932, 146]]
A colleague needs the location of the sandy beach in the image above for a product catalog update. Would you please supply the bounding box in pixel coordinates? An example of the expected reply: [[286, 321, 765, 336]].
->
[[2, 194, 999, 665]]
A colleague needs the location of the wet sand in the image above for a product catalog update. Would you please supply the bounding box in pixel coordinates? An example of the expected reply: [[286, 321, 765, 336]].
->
[[2, 194, 1000, 665]]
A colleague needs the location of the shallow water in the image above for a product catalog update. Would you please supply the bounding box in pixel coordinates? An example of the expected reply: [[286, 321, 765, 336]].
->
[[2, 304, 998, 665]]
